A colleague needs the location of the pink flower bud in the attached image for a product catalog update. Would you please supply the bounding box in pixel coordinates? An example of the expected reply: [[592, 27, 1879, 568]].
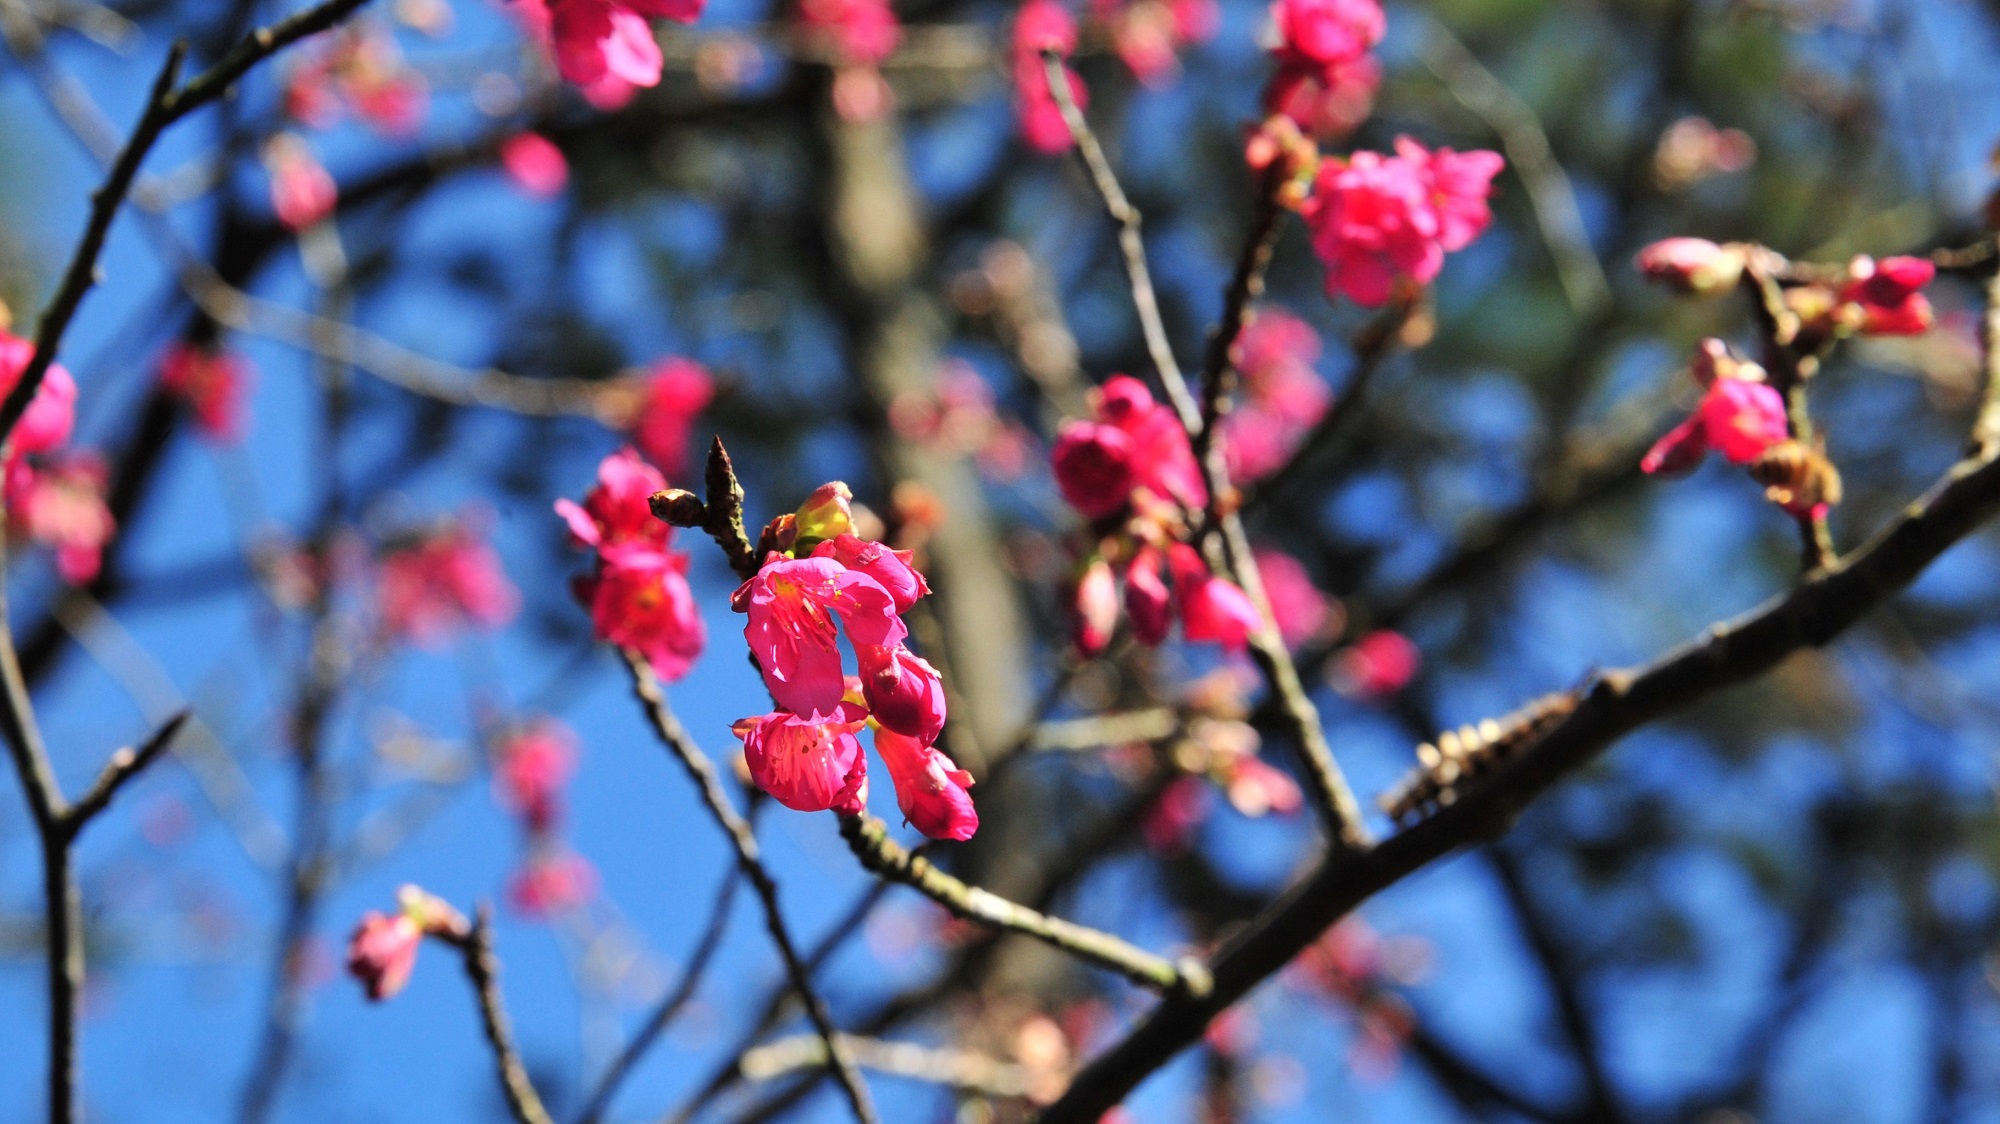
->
[[1051, 420, 1137, 519], [1169, 543, 1261, 651], [346, 911, 422, 1001], [1634, 238, 1745, 296], [794, 481, 856, 547], [1841, 254, 1935, 336], [874, 726, 978, 840], [857, 643, 948, 744], [500, 132, 570, 197], [1125, 545, 1173, 645], [1336, 629, 1418, 698], [1071, 557, 1120, 656]]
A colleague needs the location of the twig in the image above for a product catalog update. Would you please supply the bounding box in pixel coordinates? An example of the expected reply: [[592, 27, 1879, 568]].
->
[[1972, 237, 2000, 457], [577, 867, 743, 1124], [740, 1034, 1033, 1100], [1420, 18, 1611, 318], [1192, 175, 1286, 460], [63, 710, 188, 835], [621, 650, 879, 1124], [4, 0, 377, 447], [1240, 302, 1411, 517], [838, 812, 1208, 996], [655, 438, 762, 582], [1027, 707, 1178, 752], [442, 907, 555, 1124], [1035, 441, 2000, 1121], [1041, 44, 1370, 847], [1038, 49, 1199, 431], [1739, 256, 1835, 570]]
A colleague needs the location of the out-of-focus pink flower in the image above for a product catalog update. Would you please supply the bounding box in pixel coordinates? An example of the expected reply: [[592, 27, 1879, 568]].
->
[[1267, 53, 1378, 139], [508, 848, 598, 917], [734, 703, 870, 812], [815, 533, 930, 613], [1142, 773, 1210, 853], [284, 22, 428, 135], [6, 455, 114, 585], [1124, 544, 1173, 645], [264, 134, 337, 232], [501, 132, 570, 197], [856, 643, 948, 744], [1334, 629, 1418, 698], [493, 718, 578, 832], [159, 342, 252, 441], [346, 911, 422, 1001], [734, 554, 908, 719], [576, 550, 706, 680], [1014, 0, 1084, 153], [376, 520, 520, 647], [555, 447, 671, 561], [1302, 138, 1502, 307], [873, 726, 978, 840], [1097, 0, 1208, 86], [0, 331, 78, 458], [1224, 309, 1329, 482], [1071, 557, 1120, 656], [1270, 0, 1382, 74], [1640, 355, 1788, 474], [1635, 238, 1745, 296], [629, 357, 714, 478], [1221, 754, 1302, 817], [1051, 421, 1136, 519], [1170, 543, 1260, 651], [1841, 254, 1935, 336], [1100, 376, 1207, 508], [1252, 548, 1327, 648], [555, 0, 662, 88], [799, 0, 900, 66]]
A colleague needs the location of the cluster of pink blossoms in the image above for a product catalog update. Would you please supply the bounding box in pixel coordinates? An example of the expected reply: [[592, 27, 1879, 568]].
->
[[283, 19, 428, 137], [1220, 308, 1331, 484], [346, 885, 468, 1002], [1302, 137, 1505, 307], [730, 484, 976, 841], [491, 718, 600, 917], [1636, 238, 1935, 339], [1013, 0, 1086, 154], [557, 448, 707, 679], [158, 342, 252, 441], [375, 516, 521, 648], [0, 329, 112, 585], [1053, 377, 1263, 655], [1263, 0, 1383, 139], [512, 0, 706, 109]]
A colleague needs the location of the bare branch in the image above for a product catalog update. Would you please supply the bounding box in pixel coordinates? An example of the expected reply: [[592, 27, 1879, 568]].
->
[[62, 709, 188, 836], [442, 907, 554, 1124], [741, 1034, 1033, 1100]]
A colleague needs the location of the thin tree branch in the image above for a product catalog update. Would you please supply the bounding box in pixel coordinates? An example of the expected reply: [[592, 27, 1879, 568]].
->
[[61, 709, 188, 836], [837, 812, 1208, 996], [621, 650, 879, 1124], [1036, 441, 2000, 1121], [739, 1034, 1033, 1100], [442, 907, 555, 1124], [578, 867, 744, 1124], [5, 0, 377, 446]]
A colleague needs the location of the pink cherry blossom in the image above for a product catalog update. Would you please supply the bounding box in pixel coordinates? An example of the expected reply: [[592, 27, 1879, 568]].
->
[[873, 726, 977, 840], [1266, 51, 1378, 137], [493, 718, 579, 833], [630, 357, 714, 477], [1071, 557, 1120, 656], [265, 135, 336, 232], [1641, 370, 1787, 474], [1269, 0, 1383, 74], [1842, 254, 1934, 336], [1335, 629, 1418, 698], [551, 0, 663, 88], [1014, 0, 1084, 153], [1125, 544, 1173, 645], [816, 533, 931, 613], [1401, 137, 1506, 254], [856, 643, 947, 744], [159, 342, 252, 441], [1097, 376, 1207, 509], [577, 550, 706, 680], [734, 554, 909, 719], [1221, 754, 1303, 817], [346, 911, 422, 1001], [798, 0, 901, 66], [734, 703, 870, 813], [555, 447, 671, 560], [1051, 421, 1136, 519], [1223, 310, 1329, 482], [1169, 543, 1260, 651], [508, 848, 598, 917], [6, 455, 114, 585], [0, 331, 77, 457], [1252, 548, 1328, 648], [501, 133, 570, 197], [376, 521, 520, 647], [1635, 237, 1745, 295], [1303, 138, 1502, 307]]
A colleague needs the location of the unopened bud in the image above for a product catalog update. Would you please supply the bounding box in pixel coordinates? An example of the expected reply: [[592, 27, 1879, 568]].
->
[[1687, 337, 1763, 387], [1635, 238, 1746, 296], [793, 481, 854, 548], [396, 884, 469, 939], [649, 488, 705, 526]]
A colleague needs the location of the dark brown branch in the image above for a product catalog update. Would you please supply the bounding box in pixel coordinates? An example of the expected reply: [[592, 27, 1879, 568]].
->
[[4, 0, 376, 447], [837, 813, 1207, 996], [1036, 443, 2000, 1120], [61, 709, 188, 836], [622, 650, 879, 1124], [443, 907, 554, 1124]]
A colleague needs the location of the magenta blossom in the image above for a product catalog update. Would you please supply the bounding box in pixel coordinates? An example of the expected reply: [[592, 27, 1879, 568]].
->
[[815, 533, 932, 613], [554, 446, 672, 561], [1071, 557, 1120, 656], [493, 718, 579, 833], [346, 912, 422, 1001], [1014, 0, 1085, 153], [1641, 371, 1788, 474], [874, 726, 978, 841], [508, 848, 598, 918], [1125, 544, 1173, 645], [159, 342, 252, 441], [577, 551, 706, 680], [1303, 138, 1502, 307], [1253, 548, 1329, 648], [734, 703, 870, 813], [376, 521, 520, 647], [0, 331, 79, 459], [630, 357, 714, 477], [734, 554, 909, 719], [501, 132, 570, 197], [857, 642, 947, 744], [1169, 543, 1260, 651]]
